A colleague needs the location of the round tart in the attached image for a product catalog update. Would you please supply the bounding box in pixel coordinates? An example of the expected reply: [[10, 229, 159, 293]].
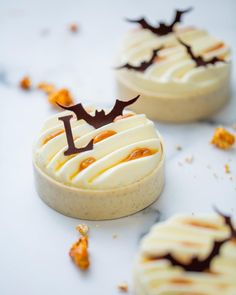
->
[[116, 10, 231, 122], [33, 100, 165, 220], [134, 212, 236, 294]]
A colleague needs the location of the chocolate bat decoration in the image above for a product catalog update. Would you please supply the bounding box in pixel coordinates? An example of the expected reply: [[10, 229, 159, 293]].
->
[[149, 209, 236, 272], [58, 115, 94, 156], [178, 38, 224, 67], [57, 95, 140, 129], [126, 8, 192, 36], [116, 47, 163, 72]]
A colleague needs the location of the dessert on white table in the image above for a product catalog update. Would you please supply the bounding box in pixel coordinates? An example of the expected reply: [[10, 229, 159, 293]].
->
[[33, 96, 165, 220], [134, 210, 236, 294], [116, 8, 231, 122]]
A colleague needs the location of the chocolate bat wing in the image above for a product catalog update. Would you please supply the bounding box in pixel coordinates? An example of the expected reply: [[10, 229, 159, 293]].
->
[[126, 8, 192, 36], [126, 17, 157, 34], [178, 38, 224, 67], [57, 95, 141, 129], [171, 7, 193, 27], [116, 47, 163, 72], [116, 63, 141, 71], [57, 102, 95, 124], [107, 95, 140, 120]]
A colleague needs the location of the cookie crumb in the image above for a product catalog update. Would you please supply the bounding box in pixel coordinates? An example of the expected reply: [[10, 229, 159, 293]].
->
[[112, 234, 118, 239], [76, 224, 89, 236], [211, 127, 235, 149], [20, 76, 31, 90], [117, 283, 128, 293]]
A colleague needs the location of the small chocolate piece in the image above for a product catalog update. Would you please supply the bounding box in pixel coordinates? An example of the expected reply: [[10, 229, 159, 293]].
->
[[178, 38, 224, 67], [149, 209, 235, 272], [127, 8, 192, 36], [58, 115, 94, 156], [57, 95, 140, 129], [116, 47, 163, 72]]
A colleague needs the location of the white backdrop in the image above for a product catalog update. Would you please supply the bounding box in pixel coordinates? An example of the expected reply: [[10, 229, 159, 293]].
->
[[0, 1, 236, 294]]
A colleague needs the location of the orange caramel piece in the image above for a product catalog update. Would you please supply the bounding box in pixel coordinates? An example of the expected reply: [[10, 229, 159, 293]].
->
[[203, 42, 224, 54], [43, 129, 64, 145], [48, 88, 74, 107], [113, 113, 134, 122], [211, 127, 235, 150], [20, 76, 31, 90], [125, 147, 153, 161], [37, 82, 56, 95], [93, 130, 117, 144], [69, 236, 89, 270], [80, 157, 96, 171]]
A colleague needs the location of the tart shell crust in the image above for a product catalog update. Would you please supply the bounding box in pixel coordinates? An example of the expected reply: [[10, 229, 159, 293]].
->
[[116, 73, 230, 123], [33, 147, 164, 220]]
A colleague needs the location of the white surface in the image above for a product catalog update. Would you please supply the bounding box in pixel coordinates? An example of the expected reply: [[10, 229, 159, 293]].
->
[[0, 0, 236, 294]]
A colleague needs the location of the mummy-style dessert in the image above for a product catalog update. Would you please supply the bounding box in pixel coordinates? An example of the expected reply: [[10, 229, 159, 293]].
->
[[116, 8, 231, 122], [134, 211, 236, 295], [33, 96, 165, 220]]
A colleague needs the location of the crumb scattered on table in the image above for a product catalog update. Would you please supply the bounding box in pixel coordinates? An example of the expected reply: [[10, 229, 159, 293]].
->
[[112, 234, 118, 239], [175, 145, 182, 151], [185, 155, 194, 164], [117, 282, 128, 293], [69, 23, 79, 33], [20, 76, 31, 90], [76, 224, 89, 236], [211, 127, 235, 150]]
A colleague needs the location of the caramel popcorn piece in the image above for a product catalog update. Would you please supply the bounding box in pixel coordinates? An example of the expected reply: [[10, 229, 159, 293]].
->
[[69, 236, 89, 270], [76, 224, 89, 236], [69, 23, 78, 33], [20, 76, 31, 90], [48, 88, 74, 107], [117, 283, 129, 293], [211, 127, 235, 150], [37, 82, 56, 95]]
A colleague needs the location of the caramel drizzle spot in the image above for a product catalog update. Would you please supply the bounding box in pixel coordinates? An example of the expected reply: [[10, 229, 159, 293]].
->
[[171, 278, 193, 285], [43, 130, 64, 145], [124, 147, 153, 161], [93, 130, 117, 144], [203, 42, 224, 54], [186, 220, 219, 230], [113, 113, 134, 122]]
